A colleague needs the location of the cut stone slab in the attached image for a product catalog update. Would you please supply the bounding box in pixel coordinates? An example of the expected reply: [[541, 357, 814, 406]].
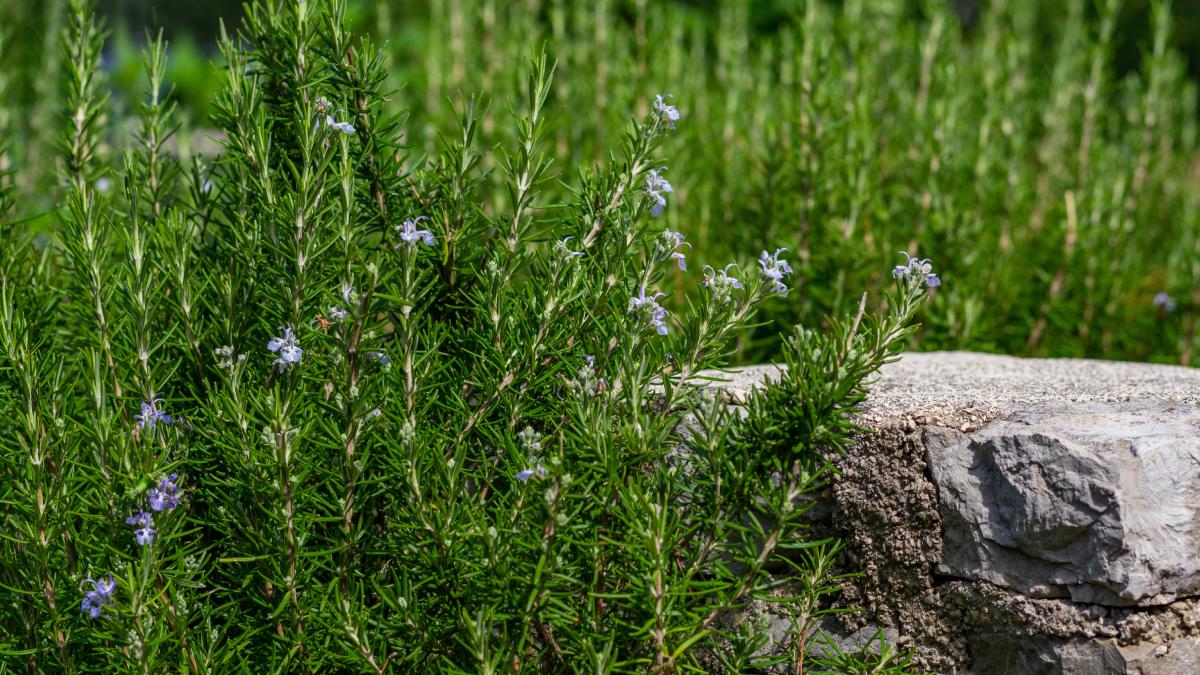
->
[[710, 351, 1200, 411]]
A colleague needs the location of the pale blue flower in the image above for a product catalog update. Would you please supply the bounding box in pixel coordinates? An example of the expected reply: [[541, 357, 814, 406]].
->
[[703, 264, 744, 304], [325, 115, 356, 134], [629, 286, 670, 335], [662, 230, 689, 270], [555, 236, 585, 259], [645, 168, 673, 217], [1154, 291, 1176, 313], [369, 351, 390, 366], [397, 216, 436, 247], [892, 252, 940, 289], [515, 464, 548, 482], [329, 305, 348, 322], [81, 575, 116, 619], [654, 94, 680, 129], [758, 249, 793, 296], [267, 327, 303, 371]]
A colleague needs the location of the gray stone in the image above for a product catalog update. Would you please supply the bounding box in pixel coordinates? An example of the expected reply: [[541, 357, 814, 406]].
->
[[966, 633, 1200, 675], [925, 404, 1200, 606], [698, 352, 1200, 673]]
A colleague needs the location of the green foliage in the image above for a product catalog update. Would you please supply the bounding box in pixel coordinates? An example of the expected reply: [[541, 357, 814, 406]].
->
[[5, 0, 1199, 364], [0, 0, 935, 672]]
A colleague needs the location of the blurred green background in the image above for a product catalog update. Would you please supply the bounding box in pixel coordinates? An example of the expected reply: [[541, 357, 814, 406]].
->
[[4, 1, 1198, 126]]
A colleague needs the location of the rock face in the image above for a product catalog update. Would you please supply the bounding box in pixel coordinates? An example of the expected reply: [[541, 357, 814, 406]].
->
[[711, 352, 1200, 674], [926, 405, 1200, 607]]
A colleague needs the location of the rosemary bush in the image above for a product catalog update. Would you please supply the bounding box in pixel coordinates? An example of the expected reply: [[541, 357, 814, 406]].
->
[[0, 0, 937, 672]]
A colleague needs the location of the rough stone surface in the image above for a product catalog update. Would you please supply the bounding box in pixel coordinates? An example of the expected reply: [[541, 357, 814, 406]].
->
[[702, 351, 1200, 673], [926, 406, 1200, 607]]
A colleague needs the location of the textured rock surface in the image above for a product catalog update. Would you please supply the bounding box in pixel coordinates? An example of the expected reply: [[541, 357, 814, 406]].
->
[[926, 406, 1200, 606], [705, 352, 1200, 673]]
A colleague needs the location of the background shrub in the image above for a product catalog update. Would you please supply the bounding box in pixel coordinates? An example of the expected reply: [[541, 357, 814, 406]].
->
[[4, 0, 1196, 365]]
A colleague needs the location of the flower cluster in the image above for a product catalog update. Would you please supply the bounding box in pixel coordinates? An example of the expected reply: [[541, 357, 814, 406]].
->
[[515, 426, 548, 482], [629, 286, 670, 335], [267, 327, 303, 371], [645, 168, 673, 217], [124, 473, 183, 547], [135, 399, 172, 430], [125, 509, 156, 546], [654, 93, 680, 129], [892, 252, 941, 288], [148, 473, 182, 512], [702, 264, 744, 304], [81, 576, 117, 619], [571, 354, 608, 398], [397, 216, 436, 247], [214, 345, 246, 371], [758, 249, 794, 297]]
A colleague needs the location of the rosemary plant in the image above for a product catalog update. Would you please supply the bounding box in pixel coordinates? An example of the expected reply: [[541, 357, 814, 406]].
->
[[0, 0, 938, 672]]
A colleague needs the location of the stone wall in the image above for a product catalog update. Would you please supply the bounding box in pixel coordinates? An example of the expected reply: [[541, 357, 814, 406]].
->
[[710, 352, 1200, 674]]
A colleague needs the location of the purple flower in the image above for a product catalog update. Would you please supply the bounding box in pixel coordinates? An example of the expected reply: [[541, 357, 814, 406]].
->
[[758, 249, 794, 297], [134, 400, 173, 430], [125, 509, 156, 546], [645, 168, 673, 217], [329, 305, 348, 322], [147, 473, 180, 512], [1154, 291, 1176, 313], [892, 252, 940, 289], [81, 575, 117, 619], [629, 286, 670, 335], [267, 327, 303, 371], [515, 464, 548, 483], [397, 216, 436, 247], [653, 94, 680, 129]]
